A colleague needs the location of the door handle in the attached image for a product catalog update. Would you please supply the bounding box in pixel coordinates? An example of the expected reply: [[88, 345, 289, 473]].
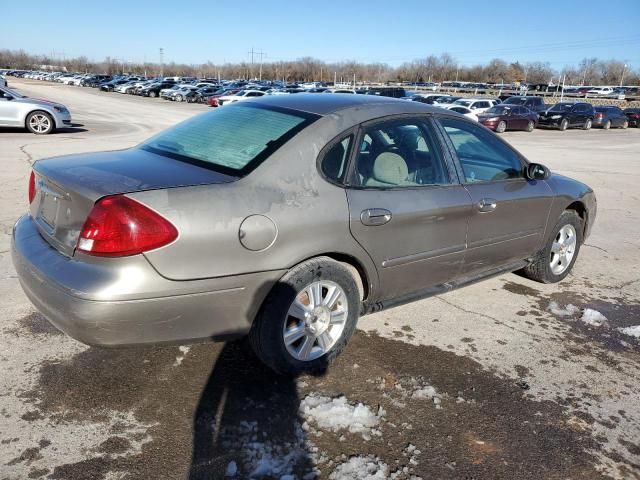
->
[[361, 208, 392, 226], [477, 198, 497, 213]]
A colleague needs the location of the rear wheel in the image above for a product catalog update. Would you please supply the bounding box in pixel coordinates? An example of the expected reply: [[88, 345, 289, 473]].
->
[[520, 210, 583, 283], [176, 94, 183, 102], [603, 120, 611, 130], [622, 120, 629, 129], [583, 118, 592, 130], [249, 257, 360, 375], [526, 120, 535, 132], [149, 91, 157, 98], [496, 121, 507, 133], [26, 111, 54, 135], [559, 118, 569, 131]]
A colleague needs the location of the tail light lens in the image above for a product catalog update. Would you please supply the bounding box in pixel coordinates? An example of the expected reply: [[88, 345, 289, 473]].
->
[[77, 195, 178, 257], [595, 113, 604, 119], [28, 171, 36, 204]]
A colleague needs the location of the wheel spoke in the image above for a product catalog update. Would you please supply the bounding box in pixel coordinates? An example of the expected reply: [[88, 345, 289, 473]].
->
[[317, 331, 333, 352], [330, 309, 347, 325], [284, 325, 306, 345], [288, 299, 309, 321], [308, 283, 322, 309], [323, 285, 341, 308], [298, 334, 315, 360]]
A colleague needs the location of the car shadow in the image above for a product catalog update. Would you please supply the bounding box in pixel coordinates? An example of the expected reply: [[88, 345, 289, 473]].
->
[[188, 340, 316, 479], [0, 124, 87, 134]]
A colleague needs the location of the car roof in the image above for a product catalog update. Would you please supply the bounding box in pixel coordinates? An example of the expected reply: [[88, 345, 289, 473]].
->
[[248, 92, 440, 116]]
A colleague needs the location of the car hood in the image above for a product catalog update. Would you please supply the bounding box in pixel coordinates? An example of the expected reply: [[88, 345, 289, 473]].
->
[[14, 97, 65, 110], [34, 147, 236, 201]]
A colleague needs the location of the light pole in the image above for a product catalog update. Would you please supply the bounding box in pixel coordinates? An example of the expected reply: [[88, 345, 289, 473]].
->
[[159, 48, 164, 78], [620, 63, 628, 87]]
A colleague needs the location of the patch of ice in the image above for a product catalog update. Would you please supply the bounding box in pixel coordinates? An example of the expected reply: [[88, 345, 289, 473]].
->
[[329, 455, 388, 480], [580, 309, 607, 327], [548, 301, 579, 317], [299, 394, 383, 437], [412, 385, 437, 399], [619, 325, 640, 338]]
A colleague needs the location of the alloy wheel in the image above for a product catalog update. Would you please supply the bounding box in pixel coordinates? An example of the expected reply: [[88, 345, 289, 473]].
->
[[29, 114, 51, 134], [550, 224, 577, 275], [282, 280, 348, 361]]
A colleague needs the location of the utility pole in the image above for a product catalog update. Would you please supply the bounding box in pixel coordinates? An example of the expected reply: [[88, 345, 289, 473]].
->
[[620, 63, 628, 87], [159, 48, 164, 78], [248, 48, 266, 80]]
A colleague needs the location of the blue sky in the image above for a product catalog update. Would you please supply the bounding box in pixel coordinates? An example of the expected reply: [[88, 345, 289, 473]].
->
[[2, 0, 639, 68]]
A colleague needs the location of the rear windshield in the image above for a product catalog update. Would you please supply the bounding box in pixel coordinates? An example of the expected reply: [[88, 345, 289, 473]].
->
[[503, 97, 526, 105], [141, 103, 318, 176]]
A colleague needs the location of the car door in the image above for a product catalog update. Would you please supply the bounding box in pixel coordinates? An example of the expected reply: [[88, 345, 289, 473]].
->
[[436, 116, 554, 276], [345, 116, 471, 301], [569, 104, 585, 126], [0, 89, 20, 126], [511, 106, 528, 129]]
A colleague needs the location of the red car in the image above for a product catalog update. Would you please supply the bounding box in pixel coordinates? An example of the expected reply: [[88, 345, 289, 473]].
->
[[207, 89, 240, 107], [477, 105, 538, 133]]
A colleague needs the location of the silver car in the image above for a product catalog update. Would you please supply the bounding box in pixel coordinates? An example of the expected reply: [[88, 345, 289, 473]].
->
[[0, 86, 72, 134], [12, 95, 596, 374]]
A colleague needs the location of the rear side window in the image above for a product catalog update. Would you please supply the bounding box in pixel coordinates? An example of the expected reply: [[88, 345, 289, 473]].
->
[[141, 104, 318, 176], [439, 117, 523, 182], [321, 136, 353, 184]]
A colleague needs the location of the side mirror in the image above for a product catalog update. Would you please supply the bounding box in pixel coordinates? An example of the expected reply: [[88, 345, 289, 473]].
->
[[525, 163, 550, 180]]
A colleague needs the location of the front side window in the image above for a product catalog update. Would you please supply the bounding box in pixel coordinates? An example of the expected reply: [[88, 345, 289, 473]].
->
[[439, 117, 524, 183], [352, 119, 448, 188], [141, 104, 317, 176]]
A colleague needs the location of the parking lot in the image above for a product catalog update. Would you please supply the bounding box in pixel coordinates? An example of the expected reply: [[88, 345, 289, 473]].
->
[[1, 78, 639, 480]]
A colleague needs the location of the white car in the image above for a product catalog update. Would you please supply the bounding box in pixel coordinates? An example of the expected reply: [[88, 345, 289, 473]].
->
[[587, 87, 614, 96], [323, 88, 357, 94], [443, 105, 478, 121], [218, 90, 266, 105], [0, 75, 6, 87], [452, 98, 498, 114]]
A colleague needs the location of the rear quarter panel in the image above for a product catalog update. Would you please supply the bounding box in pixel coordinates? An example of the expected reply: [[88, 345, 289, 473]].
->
[[132, 109, 383, 295]]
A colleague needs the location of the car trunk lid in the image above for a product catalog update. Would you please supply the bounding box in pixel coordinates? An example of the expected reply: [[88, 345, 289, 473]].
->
[[30, 148, 236, 257]]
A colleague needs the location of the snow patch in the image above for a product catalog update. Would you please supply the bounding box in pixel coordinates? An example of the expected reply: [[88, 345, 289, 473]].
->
[[548, 301, 579, 317], [329, 455, 389, 479], [299, 393, 383, 438], [173, 345, 191, 366], [619, 325, 640, 338], [580, 309, 607, 327]]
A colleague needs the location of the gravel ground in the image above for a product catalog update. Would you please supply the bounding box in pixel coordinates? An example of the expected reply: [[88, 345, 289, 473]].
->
[[1, 78, 639, 480]]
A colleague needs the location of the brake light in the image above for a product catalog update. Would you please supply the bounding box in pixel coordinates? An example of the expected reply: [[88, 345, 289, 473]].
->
[[28, 171, 36, 204], [595, 113, 604, 119], [77, 195, 178, 257]]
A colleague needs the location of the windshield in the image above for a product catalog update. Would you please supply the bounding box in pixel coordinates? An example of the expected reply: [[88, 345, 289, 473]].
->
[[455, 100, 472, 107], [503, 97, 526, 105], [141, 104, 318, 176], [485, 106, 511, 115], [549, 103, 573, 112]]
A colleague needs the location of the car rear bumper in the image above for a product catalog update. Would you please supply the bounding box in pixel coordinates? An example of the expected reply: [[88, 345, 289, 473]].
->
[[12, 215, 284, 347]]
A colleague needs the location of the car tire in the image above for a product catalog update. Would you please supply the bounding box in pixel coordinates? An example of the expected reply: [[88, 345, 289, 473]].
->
[[622, 120, 628, 129], [526, 120, 535, 132], [559, 118, 568, 131], [149, 91, 157, 98], [583, 118, 592, 130], [496, 121, 507, 133], [249, 257, 360, 375], [603, 120, 611, 130], [176, 95, 183, 102], [520, 210, 583, 284], [25, 111, 54, 135]]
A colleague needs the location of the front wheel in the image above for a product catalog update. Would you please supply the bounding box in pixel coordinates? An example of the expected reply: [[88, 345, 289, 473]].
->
[[622, 120, 629, 129], [559, 118, 569, 131], [176, 95, 183, 102], [520, 210, 583, 284], [583, 118, 592, 130], [26, 111, 54, 135], [249, 257, 360, 375], [496, 121, 507, 133], [526, 120, 535, 132], [603, 120, 611, 130]]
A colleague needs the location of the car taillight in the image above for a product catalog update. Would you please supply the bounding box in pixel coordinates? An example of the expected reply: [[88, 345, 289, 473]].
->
[[28, 171, 36, 204], [595, 113, 604, 119], [77, 195, 178, 257]]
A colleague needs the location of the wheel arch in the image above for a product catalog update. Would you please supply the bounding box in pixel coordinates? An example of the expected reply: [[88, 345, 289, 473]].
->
[[565, 201, 588, 236]]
